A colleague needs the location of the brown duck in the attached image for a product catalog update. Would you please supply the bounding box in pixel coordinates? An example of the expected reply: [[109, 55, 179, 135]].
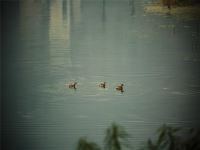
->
[[69, 82, 77, 89], [116, 84, 124, 92], [99, 82, 106, 88]]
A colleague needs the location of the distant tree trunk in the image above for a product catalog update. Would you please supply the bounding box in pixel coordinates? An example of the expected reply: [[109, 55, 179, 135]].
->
[[167, 0, 171, 9], [162, 0, 171, 9]]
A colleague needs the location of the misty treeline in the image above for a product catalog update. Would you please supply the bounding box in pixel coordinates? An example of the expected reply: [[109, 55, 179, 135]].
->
[[76, 122, 200, 150]]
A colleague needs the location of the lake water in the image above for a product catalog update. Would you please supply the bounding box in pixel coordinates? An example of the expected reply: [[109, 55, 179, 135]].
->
[[2, 0, 200, 150]]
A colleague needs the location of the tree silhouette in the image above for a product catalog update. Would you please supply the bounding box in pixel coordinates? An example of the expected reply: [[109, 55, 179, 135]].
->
[[75, 123, 200, 150], [104, 122, 129, 150], [156, 124, 180, 150], [181, 128, 200, 150], [147, 138, 159, 150], [145, 124, 181, 150], [76, 137, 101, 150]]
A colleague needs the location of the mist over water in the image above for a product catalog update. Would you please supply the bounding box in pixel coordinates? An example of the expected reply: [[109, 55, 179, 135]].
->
[[2, 0, 200, 150]]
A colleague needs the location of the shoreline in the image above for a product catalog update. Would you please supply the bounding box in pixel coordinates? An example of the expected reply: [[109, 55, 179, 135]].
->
[[144, 3, 200, 20]]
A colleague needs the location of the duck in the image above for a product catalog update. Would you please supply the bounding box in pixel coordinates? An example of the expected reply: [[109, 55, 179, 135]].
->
[[116, 84, 124, 92], [68, 82, 77, 89], [99, 82, 106, 88]]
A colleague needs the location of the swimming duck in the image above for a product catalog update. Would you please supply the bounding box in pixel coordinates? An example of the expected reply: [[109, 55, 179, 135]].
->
[[116, 84, 124, 92], [99, 82, 106, 88], [69, 82, 77, 89]]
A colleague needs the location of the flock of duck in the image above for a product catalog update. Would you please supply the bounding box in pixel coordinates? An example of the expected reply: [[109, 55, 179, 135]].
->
[[67, 81, 124, 93]]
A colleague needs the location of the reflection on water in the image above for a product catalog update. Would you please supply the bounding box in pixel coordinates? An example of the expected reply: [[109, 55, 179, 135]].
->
[[49, 0, 71, 66], [102, 0, 106, 22], [191, 22, 200, 61], [2, 0, 200, 150], [129, 0, 135, 16]]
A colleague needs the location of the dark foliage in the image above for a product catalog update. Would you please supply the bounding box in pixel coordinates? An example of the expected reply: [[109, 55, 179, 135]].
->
[[75, 123, 200, 150]]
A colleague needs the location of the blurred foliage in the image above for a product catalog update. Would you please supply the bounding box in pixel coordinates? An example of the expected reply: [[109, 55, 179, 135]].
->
[[76, 137, 101, 150], [104, 122, 130, 150], [145, 0, 200, 20], [145, 124, 200, 150], [76, 123, 200, 150]]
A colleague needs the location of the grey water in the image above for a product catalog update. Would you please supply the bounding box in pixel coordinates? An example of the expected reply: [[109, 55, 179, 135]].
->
[[2, 0, 200, 150]]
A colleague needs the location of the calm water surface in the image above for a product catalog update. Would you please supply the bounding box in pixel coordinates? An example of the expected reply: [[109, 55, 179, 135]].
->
[[2, 0, 200, 150]]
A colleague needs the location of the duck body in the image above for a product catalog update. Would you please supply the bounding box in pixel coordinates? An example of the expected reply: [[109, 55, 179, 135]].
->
[[69, 82, 77, 89], [116, 84, 124, 92], [99, 82, 106, 88]]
